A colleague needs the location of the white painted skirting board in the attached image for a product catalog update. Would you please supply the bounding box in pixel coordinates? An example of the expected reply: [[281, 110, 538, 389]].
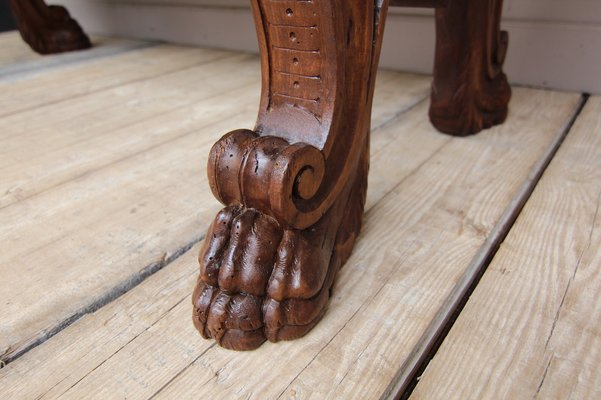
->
[[59, 0, 601, 94]]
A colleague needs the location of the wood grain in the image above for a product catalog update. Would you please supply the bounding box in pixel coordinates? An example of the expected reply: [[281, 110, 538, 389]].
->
[[0, 44, 234, 117], [412, 96, 601, 399], [0, 38, 431, 364], [0, 35, 151, 81], [0, 51, 253, 209], [0, 86, 581, 398], [0, 46, 260, 361]]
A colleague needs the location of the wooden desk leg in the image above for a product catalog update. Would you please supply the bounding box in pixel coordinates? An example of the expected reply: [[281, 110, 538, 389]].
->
[[430, 0, 511, 136], [193, 0, 390, 350], [8, 0, 91, 55]]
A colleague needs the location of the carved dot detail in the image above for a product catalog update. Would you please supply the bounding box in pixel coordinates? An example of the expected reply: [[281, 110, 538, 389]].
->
[[293, 81, 300, 89], [286, 8, 293, 16], [289, 32, 297, 41], [292, 57, 299, 65]]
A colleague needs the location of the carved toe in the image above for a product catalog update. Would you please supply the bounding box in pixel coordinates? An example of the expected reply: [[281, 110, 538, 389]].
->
[[218, 209, 281, 297], [267, 228, 331, 302]]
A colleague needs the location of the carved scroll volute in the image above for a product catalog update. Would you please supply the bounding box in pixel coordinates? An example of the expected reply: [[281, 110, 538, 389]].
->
[[210, 0, 389, 229], [207, 129, 326, 229]]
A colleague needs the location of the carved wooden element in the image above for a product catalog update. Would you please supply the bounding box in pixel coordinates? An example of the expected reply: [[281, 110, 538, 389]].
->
[[192, 0, 511, 350], [429, 0, 511, 136], [192, 0, 389, 350], [8, 0, 91, 55]]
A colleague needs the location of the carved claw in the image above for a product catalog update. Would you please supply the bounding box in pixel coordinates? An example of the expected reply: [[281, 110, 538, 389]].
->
[[429, 72, 511, 136]]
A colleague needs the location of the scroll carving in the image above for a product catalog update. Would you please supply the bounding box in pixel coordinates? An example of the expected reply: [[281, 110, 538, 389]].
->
[[208, 129, 326, 230], [8, 0, 91, 55]]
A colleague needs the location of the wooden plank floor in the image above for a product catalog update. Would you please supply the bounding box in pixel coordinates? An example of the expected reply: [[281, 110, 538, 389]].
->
[[412, 97, 601, 400], [0, 34, 432, 364], [0, 34, 595, 399], [0, 33, 151, 81]]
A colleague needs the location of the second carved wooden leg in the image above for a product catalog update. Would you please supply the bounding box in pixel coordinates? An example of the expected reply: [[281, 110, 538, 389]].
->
[[192, 0, 390, 350], [8, 0, 91, 55], [430, 0, 511, 136]]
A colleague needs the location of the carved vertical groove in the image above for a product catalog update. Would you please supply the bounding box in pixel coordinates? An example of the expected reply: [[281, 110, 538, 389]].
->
[[254, 0, 336, 148], [262, 1, 325, 120]]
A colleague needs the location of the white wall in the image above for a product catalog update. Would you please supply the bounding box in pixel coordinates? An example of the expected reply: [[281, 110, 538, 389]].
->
[[60, 0, 601, 94]]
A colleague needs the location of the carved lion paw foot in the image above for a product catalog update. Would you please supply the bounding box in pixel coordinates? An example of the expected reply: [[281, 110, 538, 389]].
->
[[192, 205, 324, 350], [192, 142, 367, 351], [192, 197, 364, 350]]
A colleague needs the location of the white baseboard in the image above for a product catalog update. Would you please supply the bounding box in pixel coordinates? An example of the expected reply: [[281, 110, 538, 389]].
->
[[60, 0, 601, 94]]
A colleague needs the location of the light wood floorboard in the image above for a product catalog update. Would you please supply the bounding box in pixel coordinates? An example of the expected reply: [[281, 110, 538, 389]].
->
[[0, 44, 238, 118], [0, 32, 152, 80], [412, 96, 601, 400], [0, 31, 43, 67]]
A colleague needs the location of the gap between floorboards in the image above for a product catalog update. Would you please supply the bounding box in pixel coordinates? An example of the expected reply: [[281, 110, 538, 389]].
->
[[390, 93, 590, 400]]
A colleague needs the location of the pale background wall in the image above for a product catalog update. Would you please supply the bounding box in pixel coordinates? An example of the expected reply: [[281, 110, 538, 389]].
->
[[59, 0, 601, 94]]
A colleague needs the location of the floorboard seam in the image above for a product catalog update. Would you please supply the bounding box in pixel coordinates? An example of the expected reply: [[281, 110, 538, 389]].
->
[[0, 233, 204, 366], [386, 93, 590, 400]]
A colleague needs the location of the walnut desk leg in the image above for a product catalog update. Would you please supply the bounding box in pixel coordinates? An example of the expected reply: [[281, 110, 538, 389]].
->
[[192, 0, 390, 350], [8, 0, 91, 55], [430, 0, 511, 136]]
